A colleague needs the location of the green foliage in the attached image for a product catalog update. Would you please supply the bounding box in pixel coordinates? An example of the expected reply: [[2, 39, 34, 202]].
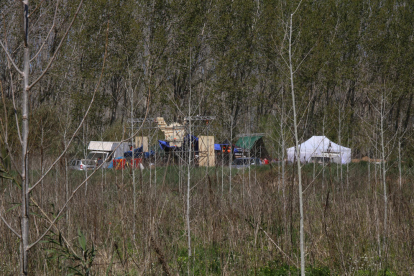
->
[[257, 261, 331, 276], [176, 243, 224, 275], [0, 97, 21, 155], [0, 159, 14, 183], [2, 0, 414, 155], [45, 230, 96, 276], [0, 146, 20, 188]]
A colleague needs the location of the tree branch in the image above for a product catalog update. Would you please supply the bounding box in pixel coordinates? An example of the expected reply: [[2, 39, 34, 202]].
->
[[28, 32, 154, 249], [29, 16, 105, 193], [27, 0, 84, 91], [30, 0, 60, 63], [0, 40, 23, 75], [3, 14, 23, 146], [28, 0, 46, 18], [28, 65, 152, 254], [0, 81, 22, 178], [30, 198, 77, 257], [0, 209, 21, 239]]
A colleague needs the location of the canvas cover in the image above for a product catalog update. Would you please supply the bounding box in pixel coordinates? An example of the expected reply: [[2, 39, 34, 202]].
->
[[124, 146, 143, 158], [88, 141, 119, 151], [159, 140, 176, 150], [286, 136, 351, 164], [88, 141, 130, 160], [159, 134, 199, 152], [235, 135, 263, 150]]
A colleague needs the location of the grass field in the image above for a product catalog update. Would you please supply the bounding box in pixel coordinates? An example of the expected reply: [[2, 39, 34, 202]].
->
[[1, 161, 413, 275]]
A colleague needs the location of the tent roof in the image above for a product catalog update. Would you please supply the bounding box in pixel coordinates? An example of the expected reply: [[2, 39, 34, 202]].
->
[[287, 136, 350, 152], [88, 141, 118, 151], [286, 136, 351, 164], [235, 135, 263, 150]]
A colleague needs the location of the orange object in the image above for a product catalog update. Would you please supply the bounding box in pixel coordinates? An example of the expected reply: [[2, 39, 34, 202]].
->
[[114, 158, 126, 170]]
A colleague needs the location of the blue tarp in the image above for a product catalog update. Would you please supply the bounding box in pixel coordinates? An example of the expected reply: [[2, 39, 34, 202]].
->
[[108, 156, 124, 169], [124, 146, 156, 158], [159, 135, 199, 153], [159, 138, 235, 153], [124, 146, 143, 158], [144, 151, 155, 158], [159, 140, 176, 150]]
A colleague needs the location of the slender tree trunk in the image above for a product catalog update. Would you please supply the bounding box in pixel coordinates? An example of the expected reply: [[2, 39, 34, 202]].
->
[[322, 114, 325, 192], [221, 147, 224, 197], [289, 13, 305, 276], [187, 117, 192, 272], [65, 152, 69, 237], [229, 115, 233, 201], [280, 91, 287, 250], [339, 107, 343, 187], [368, 147, 371, 191], [131, 79, 136, 240], [40, 127, 44, 208], [187, 50, 192, 266], [380, 95, 387, 262], [398, 140, 402, 190], [21, 2, 30, 274]]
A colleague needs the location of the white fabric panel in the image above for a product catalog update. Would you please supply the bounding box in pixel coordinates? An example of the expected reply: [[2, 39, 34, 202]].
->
[[88, 141, 118, 151], [286, 136, 351, 164]]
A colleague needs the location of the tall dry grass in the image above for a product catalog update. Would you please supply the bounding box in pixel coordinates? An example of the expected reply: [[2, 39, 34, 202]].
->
[[1, 160, 413, 275]]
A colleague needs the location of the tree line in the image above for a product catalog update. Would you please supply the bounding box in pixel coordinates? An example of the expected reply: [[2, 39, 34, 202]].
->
[[1, 0, 413, 159], [1, 0, 414, 274]]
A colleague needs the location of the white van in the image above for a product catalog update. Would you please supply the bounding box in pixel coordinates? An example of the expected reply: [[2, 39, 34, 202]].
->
[[86, 141, 130, 168]]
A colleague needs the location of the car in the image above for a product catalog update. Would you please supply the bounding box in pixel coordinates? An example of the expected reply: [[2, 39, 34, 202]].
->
[[231, 157, 262, 169], [68, 159, 96, 171]]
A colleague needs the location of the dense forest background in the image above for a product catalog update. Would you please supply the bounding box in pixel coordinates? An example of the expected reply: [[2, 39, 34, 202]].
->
[[2, 0, 414, 159], [3, 1, 414, 275]]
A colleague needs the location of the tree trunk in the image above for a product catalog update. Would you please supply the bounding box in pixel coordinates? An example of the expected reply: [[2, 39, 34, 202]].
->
[[289, 12, 305, 276], [21, 1, 30, 275]]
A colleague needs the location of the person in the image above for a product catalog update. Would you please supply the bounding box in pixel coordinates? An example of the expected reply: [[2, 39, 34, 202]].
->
[[97, 156, 103, 166], [264, 158, 269, 165]]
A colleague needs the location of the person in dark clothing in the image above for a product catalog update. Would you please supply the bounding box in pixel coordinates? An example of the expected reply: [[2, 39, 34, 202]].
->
[[97, 156, 103, 166]]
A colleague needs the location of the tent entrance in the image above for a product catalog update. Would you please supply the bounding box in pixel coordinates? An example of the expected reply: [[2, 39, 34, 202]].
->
[[310, 152, 341, 164]]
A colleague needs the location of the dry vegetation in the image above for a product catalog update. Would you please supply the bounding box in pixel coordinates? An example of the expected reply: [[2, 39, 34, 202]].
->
[[1, 159, 413, 275]]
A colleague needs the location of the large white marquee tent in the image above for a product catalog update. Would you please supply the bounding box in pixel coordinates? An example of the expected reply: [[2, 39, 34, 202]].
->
[[286, 136, 351, 164]]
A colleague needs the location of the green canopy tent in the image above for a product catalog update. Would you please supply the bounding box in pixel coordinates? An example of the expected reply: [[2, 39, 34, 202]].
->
[[234, 134, 268, 159]]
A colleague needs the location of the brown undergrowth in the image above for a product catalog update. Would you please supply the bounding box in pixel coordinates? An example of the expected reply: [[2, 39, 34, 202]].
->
[[1, 162, 413, 274]]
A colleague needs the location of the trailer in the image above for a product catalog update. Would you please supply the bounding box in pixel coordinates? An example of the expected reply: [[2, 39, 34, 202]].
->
[[86, 141, 130, 168]]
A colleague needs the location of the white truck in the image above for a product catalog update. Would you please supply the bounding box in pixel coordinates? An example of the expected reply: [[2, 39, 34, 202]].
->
[[86, 141, 130, 168]]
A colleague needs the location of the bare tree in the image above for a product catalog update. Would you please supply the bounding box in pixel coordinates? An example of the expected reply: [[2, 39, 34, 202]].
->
[[0, 1, 97, 274], [361, 83, 400, 269], [287, 2, 305, 274]]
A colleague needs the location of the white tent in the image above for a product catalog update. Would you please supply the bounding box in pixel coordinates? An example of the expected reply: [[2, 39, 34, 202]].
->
[[286, 136, 351, 164]]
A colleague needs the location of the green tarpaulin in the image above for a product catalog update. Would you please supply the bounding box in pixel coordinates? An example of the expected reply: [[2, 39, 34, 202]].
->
[[235, 135, 263, 150]]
